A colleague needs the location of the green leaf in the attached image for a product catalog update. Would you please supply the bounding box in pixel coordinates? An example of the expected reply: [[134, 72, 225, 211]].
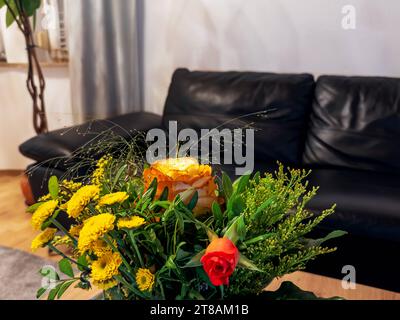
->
[[260, 281, 343, 300], [236, 215, 246, 240], [205, 226, 218, 242], [77, 255, 88, 272], [58, 258, 74, 278], [143, 178, 157, 201], [232, 174, 250, 194], [196, 267, 215, 288], [149, 200, 170, 210], [6, 6, 16, 27], [188, 289, 205, 300], [48, 176, 59, 199], [165, 255, 177, 270], [176, 188, 195, 204], [253, 171, 261, 184], [237, 254, 263, 272], [303, 230, 348, 248], [36, 287, 47, 299], [211, 201, 223, 224], [186, 190, 198, 211], [223, 216, 239, 244], [47, 284, 61, 300], [175, 247, 191, 261], [251, 197, 275, 220], [241, 232, 273, 247], [223, 214, 247, 243], [222, 172, 233, 199], [184, 250, 205, 268], [158, 186, 169, 201], [0, 0, 6, 10], [112, 164, 127, 189], [227, 195, 245, 220], [26, 202, 43, 213], [57, 280, 76, 299], [22, 0, 41, 17]]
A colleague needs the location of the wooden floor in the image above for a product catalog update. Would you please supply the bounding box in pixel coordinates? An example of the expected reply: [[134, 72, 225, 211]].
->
[[1, 171, 399, 300]]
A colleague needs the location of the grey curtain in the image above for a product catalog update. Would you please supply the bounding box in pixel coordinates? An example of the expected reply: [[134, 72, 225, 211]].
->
[[67, 0, 144, 122]]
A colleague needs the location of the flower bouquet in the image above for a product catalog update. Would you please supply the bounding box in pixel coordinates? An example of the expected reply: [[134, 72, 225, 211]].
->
[[28, 155, 345, 300]]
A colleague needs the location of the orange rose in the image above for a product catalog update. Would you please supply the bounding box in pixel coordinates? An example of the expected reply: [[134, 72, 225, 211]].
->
[[200, 238, 239, 286], [143, 157, 219, 214]]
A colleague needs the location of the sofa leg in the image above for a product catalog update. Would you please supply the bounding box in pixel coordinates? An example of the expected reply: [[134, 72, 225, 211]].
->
[[20, 173, 35, 206]]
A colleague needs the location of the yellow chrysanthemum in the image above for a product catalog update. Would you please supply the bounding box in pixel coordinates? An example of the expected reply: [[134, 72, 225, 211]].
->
[[98, 192, 129, 206], [69, 224, 83, 237], [91, 155, 111, 185], [66, 185, 100, 218], [31, 200, 58, 230], [91, 252, 122, 282], [31, 228, 57, 251], [136, 268, 155, 292], [77, 213, 115, 253], [91, 239, 113, 257], [117, 216, 146, 229]]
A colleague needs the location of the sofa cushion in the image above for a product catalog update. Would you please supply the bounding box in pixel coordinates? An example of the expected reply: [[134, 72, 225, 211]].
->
[[306, 168, 400, 242], [19, 112, 162, 163], [163, 68, 315, 166], [303, 75, 400, 174]]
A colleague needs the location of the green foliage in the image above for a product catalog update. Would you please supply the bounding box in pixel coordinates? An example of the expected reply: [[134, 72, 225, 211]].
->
[[31, 140, 345, 300], [77, 255, 88, 272], [224, 165, 342, 297], [2, 0, 41, 27], [21, 0, 41, 17], [48, 175, 59, 199], [26, 202, 42, 213], [59, 258, 74, 278], [5, 0, 18, 27]]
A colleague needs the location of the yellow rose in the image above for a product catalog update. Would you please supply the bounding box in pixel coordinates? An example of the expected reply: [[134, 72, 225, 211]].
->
[[143, 157, 219, 214]]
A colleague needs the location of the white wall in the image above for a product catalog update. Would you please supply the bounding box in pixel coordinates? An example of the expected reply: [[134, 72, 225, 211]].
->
[[0, 67, 72, 169], [144, 0, 400, 114]]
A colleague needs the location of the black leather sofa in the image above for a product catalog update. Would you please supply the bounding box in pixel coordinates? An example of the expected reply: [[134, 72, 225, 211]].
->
[[20, 68, 400, 292]]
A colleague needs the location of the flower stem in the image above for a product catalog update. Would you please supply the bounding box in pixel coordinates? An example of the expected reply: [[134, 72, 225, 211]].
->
[[128, 231, 144, 267], [220, 285, 225, 299], [103, 236, 132, 272], [47, 243, 88, 271], [114, 275, 146, 299], [50, 217, 77, 246]]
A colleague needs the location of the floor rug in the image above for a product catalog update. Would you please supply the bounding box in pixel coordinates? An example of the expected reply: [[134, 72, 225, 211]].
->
[[0, 246, 56, 300]]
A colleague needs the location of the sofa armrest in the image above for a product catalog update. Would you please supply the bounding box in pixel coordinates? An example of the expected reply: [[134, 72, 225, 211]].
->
[[19, 111, 162, 163]]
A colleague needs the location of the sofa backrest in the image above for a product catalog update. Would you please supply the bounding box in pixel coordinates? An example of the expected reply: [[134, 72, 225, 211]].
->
[[163, 68, 315, 166], [303, 75, 400, 174]]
